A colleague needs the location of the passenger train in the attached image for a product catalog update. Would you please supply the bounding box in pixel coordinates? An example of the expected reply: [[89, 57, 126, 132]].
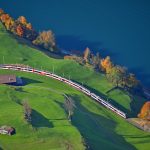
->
[[0, 64, 126, 119]]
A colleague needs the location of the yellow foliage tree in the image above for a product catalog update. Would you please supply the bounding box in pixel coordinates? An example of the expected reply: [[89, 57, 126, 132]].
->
[[18, 16, 27, 25], [0, 14, 10, 23], [26, 23, 32, 30], [16, 24, 24, 36], [33, 30, 56, 51], [0, 14, 14, 30], [5, 17, 14, 30], [101, 56, 113, 73]]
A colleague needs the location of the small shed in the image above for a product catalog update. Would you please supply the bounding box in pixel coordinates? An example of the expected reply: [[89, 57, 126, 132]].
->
[[0, 126, 15, 135], [0, 75, 16, 84]]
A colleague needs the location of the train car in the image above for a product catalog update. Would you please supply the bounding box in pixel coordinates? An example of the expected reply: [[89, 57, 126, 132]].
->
[[45, 72, 53, 77], [2, 65, 15, 69], [50, 74, 61, 81], [81, 89, 91, 95], [91, 93, 99, 99], [40, 71, 46, 75]]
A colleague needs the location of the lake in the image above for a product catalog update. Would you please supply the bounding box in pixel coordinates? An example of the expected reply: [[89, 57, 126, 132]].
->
[[0, 0, 150, 88]]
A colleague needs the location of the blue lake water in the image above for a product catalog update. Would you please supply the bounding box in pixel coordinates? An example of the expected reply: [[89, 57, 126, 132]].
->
[[0, 0, 150, 88]]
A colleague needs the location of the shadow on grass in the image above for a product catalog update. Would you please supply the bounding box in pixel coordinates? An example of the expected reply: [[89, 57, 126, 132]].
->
[[21, 77, 43, 85], [130, 95, 147, 118], [55, 94, 136, 150], [71, 79, 130, 116], [84, 83, 147, 117], [31, 109, 53, 128], [106, 86, 123, 94], [72, 77, 147, 118], [13, 35, 63, 59]]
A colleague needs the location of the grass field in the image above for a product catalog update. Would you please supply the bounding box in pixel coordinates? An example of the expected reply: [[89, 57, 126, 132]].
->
[[0, 22, 150, 150], [0, 22, 146, 116]]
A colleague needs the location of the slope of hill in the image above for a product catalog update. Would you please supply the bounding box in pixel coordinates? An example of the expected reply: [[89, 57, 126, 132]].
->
[[0, 22, 150, 150], [0, 22, 145, 117]]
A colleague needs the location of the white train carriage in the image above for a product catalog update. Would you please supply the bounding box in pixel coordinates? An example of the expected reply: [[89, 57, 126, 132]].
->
[[69, 81, 91, 95], [50, 74, 62, 81], [67, 81, 81, 90], [91, 93, 99, 99], [26, 68, 35, 72], [1, 65, 13, 69], [81, 88, 91, 95]]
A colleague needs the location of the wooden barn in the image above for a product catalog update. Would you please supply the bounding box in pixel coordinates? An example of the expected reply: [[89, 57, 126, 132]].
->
[[0, 75, 16, 84]]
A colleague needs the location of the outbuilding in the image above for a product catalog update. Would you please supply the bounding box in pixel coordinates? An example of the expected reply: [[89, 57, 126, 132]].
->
[[0, 126, 15, 135], [0, 75, 16, 84]]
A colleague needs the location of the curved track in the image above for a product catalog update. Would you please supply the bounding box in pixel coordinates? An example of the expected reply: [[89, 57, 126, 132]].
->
[[0, 64, 126, 118]]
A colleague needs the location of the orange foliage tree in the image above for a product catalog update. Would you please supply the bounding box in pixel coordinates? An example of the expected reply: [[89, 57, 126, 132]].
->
[[101, 56, 113, 73], [0, 14, 14, 30], [138, 101, 150, 120], [26, 23, 32, 30], [17, 16, 27, 25], [16, 24, 24, 36], [0, 14, 10, 23], [5, 17, 14, 30]]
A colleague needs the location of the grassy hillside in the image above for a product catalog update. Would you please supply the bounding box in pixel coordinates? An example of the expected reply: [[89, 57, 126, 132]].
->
[[0, 70, 150, 150], [0, 22, 146, 117], [0, 22, 150, 150]]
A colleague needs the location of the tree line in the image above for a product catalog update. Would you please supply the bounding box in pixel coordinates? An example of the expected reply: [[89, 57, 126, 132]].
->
[[65, 47, 141, 92], [0, 8, 58, 52], [0, 8, 142, 93]]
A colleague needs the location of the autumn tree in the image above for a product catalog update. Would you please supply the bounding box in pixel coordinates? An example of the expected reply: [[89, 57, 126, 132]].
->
[[0, 9, 56, 52], [0, 13, 14, 30], [83, 47, 91, 63], [106, 65, 127, 87], [138, 101, 150, 120], [0, 14, 9, 23], [5, 17, 14, 30], [92, 52, 101, 69], [17, 16, 27, 25], [101, 56, 113, 73], [26, 23, 32, 30], [16, 24, 24, 36], [22, 100, 32, 123], [33, 30, 56, 51], [64, 96, 76, 121], [124, 73, 139, 90], [16, 16, 37, 39]]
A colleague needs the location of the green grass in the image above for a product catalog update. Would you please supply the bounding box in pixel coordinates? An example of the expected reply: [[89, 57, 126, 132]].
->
[[0, 22, 146, 116], [0, 70, 150, 150], [0, 22, 150, 150], [0, 71, 85, 150]]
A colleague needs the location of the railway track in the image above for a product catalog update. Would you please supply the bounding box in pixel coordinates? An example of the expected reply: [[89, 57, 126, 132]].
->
[[0, 64, 126, 118]]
